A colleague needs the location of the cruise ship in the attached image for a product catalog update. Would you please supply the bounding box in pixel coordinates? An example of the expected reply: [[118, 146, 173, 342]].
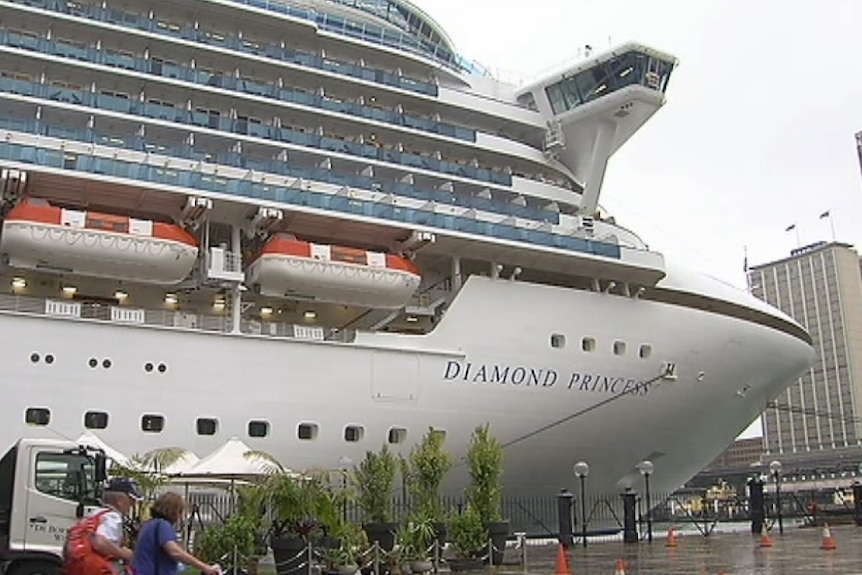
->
[[0, 0, 813, 501]]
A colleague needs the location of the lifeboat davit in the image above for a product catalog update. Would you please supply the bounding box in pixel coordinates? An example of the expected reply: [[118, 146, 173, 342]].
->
[[0, 199, 199, 285], [246, 234, 421, 309]]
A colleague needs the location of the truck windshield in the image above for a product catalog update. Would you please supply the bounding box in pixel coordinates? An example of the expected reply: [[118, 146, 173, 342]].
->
[[35, 452, 98, 502]]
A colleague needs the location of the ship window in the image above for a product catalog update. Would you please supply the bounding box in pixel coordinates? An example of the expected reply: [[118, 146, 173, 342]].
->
[[141, 414, 165, 433], [25, 407, 50, 426], [298, 423, 318, 441], [613, 341, 626, 356], [196, 418, 218, 436], [582, 337, 596, 352], [387, 427, 407, 444], [344, 425, 365, 442], [84, 411, 109, 429], [550, 334, 566, 349], [248, 420, 269, 438], [639, 345, 652, 359]]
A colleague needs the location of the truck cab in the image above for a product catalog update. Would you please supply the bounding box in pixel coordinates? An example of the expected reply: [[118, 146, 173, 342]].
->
[[0, 439, 105, 575]]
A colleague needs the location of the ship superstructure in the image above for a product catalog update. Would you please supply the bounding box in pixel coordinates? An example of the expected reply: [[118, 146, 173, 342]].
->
[[0, 0, 813, 500]]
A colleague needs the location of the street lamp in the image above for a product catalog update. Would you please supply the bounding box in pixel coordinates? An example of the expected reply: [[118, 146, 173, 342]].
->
[[573, 461, 590, 548], [338, 455, 353, 522], [769, 460, 783, 535], [637, 460, 654, 543]]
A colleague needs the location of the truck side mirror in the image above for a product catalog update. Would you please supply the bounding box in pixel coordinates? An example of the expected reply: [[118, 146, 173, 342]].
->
[[95, 453, 107, 483]]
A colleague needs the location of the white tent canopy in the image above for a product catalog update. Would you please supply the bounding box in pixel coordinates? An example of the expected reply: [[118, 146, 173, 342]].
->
[[75, 431, 132, 468], [160, 451, 200, 475], [178, 437, 282, 479]]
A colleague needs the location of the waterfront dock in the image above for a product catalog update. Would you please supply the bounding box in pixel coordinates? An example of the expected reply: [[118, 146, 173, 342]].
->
[[500, 524, 861, 575]]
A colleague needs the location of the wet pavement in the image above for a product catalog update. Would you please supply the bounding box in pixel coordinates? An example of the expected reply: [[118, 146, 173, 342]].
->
[[495, 524, 862, 575]]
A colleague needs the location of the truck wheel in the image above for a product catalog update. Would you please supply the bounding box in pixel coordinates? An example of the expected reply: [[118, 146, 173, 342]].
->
[[7, 560, 62, 575]]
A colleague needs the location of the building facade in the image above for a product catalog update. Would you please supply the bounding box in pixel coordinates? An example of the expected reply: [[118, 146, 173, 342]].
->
[[748, 242, 862, 456]]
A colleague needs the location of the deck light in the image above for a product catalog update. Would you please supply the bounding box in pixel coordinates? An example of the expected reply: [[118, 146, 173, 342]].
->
[[164, 293, 178, 305], [304, 310, 317, 320], [11, 277, 26, 289], [114, 290, 128, 301], [62, 285, 77, 296]]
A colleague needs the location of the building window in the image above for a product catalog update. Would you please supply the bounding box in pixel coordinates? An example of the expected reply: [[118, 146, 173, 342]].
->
[[613, 341, 626, 356], [84, 411, 109, 429], [248, 420, 269, 438], [196, 418, 218, 436], [141, 414, 165, 433], [582, 337, 596, 352], [387, 427, 407, 444], [26, 407, 50, 426], [344, 425, 365, 442], [298, 423, 318, 441], [550, 334, 566, 349]]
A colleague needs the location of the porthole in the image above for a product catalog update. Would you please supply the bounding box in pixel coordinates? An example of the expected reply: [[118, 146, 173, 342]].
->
[[25, 407, 50, 426], [248, 420, 269, 438], [387, 427, 407, 444], [298, 422, 318, 441], [84, 411, 109, 430], [613, 341, 626, 356], [141, 414, 165, 433], [639, 345, 652, 359], [102, 359, 112, 369], [582, 337, 596, 352], [196, 418, 218, 436], [88, 358, 98, 368], [45, 354, 54, 364], [30, 353, 40, 363], [158, 363, 167, 373], [550, 334, 566, 349], [344, 425, 365, 442], [144, 363, 154, 372]]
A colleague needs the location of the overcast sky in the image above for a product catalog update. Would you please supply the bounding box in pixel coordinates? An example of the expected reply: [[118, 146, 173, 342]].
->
[[413, 0, 862, 291], [412, 0, 862, 438]]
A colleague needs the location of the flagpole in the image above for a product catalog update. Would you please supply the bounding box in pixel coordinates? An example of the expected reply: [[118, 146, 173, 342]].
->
[[820, 211, 836, 241]]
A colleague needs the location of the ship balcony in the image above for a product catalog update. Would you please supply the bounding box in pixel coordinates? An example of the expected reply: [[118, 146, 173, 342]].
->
[[0, 130, 639, 266], [0, 0, 442, 97]]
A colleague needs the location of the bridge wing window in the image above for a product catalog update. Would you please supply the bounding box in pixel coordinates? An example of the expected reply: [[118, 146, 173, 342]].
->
[[544, 51, 675, 114]]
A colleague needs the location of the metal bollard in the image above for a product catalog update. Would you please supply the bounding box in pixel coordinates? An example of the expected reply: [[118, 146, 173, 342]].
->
[[748, 477, 765, 535], [622, 489, 638, 543], [557, 489, 575, 548], [514, 532, 527, 575]]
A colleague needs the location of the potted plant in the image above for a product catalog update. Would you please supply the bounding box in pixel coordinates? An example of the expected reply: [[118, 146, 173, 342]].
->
[[405, 428, 452, 543], [267, 472, 340, 575], [352, 445, 398, 551], [465, 423, 508, 565], [398, 512, 437, 573], [322, 522, 368, 575], [447, 508, 488, 572]]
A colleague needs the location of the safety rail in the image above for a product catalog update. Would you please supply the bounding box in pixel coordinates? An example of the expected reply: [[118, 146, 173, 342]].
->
[[3, 0, 449, 93], [0, 292, 358, 343], [0, 134, 624, 259]]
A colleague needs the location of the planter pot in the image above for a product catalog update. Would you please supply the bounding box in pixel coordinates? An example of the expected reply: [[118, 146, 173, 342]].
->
[[362, 522, 398, 552], [447, 558, 483, 572], [410, 560, 433, 573], [271, 536, 310, 575], [484, 521, 510, 566]]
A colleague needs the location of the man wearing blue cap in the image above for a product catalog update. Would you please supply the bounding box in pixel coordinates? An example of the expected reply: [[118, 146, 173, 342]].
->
[[91, 477, 142, 569]]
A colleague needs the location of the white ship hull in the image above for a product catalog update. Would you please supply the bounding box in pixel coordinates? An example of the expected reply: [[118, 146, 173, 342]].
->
[[0, 274, 811, 498]]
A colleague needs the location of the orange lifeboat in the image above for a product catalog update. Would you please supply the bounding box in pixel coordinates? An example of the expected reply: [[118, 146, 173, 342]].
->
[[0, 198, 199, 285], [246, 234, 421, 308]]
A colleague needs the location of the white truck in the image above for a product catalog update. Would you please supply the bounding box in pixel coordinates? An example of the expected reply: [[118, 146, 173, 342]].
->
[[0, 438, 107, 575]]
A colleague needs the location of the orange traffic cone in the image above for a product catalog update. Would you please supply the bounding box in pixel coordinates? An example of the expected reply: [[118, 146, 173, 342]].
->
[[555, 544, 572, 575], [614, 559, 626, 575], [760, 531, 773, 548], [665, 526, 677, 547], [820, 523, 836, 550]]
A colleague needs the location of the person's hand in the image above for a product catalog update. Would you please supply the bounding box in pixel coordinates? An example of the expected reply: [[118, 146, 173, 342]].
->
[[202, 564, 221, 575]]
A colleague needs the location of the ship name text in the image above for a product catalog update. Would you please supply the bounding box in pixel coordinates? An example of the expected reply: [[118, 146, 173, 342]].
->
[[442, 361, 651, 395]]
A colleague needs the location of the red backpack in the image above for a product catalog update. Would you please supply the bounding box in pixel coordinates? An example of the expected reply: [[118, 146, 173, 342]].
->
[[62, 509, 122, 575]]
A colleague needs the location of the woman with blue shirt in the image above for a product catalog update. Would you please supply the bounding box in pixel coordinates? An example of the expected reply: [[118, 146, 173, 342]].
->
[[132, 492, 220, 575]]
